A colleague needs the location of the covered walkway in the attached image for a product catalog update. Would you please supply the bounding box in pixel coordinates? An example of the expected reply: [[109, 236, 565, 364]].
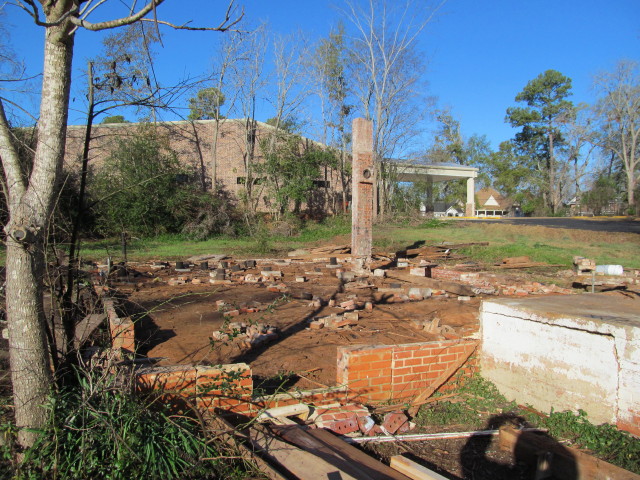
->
[[394, 163, 479, 217]]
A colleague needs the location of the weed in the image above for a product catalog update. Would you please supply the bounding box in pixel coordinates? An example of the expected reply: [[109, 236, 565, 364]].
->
[[1, 368, 250, 480], [415, 374, 640, 474], [530, 409, 640, 473]]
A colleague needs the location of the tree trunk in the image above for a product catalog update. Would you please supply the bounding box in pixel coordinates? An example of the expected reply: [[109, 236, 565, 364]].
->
[[4, 18, 74, 448], [548, 131, 557, 213], [6, 234, 52, 448], [627, 169, 635, 208]]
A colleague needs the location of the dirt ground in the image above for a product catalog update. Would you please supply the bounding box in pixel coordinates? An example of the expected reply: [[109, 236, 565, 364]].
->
[[112, 251, 619, 479], [120, 257, 482, 391]]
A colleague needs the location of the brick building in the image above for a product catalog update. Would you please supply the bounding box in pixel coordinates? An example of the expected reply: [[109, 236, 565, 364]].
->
[[63, 118, 349, 213]]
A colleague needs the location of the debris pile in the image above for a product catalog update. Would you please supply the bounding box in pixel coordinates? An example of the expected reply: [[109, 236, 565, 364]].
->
[[212, 321, 280, 348]]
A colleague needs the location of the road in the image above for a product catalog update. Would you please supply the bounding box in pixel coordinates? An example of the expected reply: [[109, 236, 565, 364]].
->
[[461, 217, 640, 234]]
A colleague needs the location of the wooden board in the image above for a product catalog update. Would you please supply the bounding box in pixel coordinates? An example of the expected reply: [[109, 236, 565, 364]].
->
[[499, 426, 640, 480], [208, 417, 289, 480], [247, 423, 361, 480], [271, 425, 412, 480], [390, 455, 449, 480], [495, 262, 562, 269], [74, 313, 107, 348]]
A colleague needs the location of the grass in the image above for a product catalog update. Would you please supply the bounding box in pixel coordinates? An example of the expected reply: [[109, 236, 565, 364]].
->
[[415, 375, 640, 474], [77, 215, 352, 262], [373, 219, 640, 268], [2, 216, 636, 269]]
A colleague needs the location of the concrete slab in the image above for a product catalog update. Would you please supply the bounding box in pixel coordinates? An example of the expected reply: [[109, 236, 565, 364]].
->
[[480, 293, 640, 434]]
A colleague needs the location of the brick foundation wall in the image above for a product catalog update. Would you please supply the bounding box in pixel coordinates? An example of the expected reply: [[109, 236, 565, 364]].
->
[[337, 339, 479, 403], [104, 298, 135, 352], [136, 363, 254, 416]]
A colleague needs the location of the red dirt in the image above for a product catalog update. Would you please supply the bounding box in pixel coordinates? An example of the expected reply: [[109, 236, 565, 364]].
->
[[120, 258, 481, 391]]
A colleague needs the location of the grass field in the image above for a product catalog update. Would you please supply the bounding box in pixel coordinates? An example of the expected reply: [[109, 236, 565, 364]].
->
[[375, 219, 640, 268], [75, 217, 640, 269]]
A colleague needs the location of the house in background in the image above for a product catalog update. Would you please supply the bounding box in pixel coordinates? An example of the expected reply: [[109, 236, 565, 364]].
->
[[426, 201, 463, 217], [475, 187, 518, 217]]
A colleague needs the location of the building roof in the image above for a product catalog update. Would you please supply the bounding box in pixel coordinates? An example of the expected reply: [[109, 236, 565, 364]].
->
[[433, 201, 461, 213], [476, 187, 512, 209]]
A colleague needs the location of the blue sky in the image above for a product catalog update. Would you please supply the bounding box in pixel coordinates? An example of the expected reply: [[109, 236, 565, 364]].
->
[[3, 0, 640, 151]]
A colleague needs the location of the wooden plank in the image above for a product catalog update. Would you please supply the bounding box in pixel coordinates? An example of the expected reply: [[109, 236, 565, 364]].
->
[[408, 344, 477, 417], [247, 423, 361, 480], [501, 256, 531, 264], [272, 425, 412, 480], [74, 313, 107, 348], [208, 417, 289, 480], [495, 262, 562, 269], [390, 455, 449, 480], [499, 426, 640, 480], [256, 404, 310, 423]]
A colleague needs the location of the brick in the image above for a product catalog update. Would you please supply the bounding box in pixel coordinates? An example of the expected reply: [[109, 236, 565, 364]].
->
[[410, 267, 428, 277], [382, 413, 409, 434]]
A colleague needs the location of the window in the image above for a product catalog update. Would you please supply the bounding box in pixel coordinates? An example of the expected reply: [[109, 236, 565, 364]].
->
[[313, 180, 330, 188]]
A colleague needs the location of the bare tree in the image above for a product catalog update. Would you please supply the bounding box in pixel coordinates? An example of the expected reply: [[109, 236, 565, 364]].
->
[[268, 32, 310, 135], [593, 60, 640, 208], [226, 25, 268, 220], [311, 23, 352, 213], [0, 0, 241, 448], [207, 33, 245, 193], [562, 104, 597, 201], [343, 0, 441, 217]]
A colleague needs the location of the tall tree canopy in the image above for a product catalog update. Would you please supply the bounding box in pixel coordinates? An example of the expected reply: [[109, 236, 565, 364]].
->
[[188, 87, 225, 120], [506, 69, 575, 213]]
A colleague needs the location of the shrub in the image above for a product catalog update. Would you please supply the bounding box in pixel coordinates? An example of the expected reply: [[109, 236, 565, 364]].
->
[[91, 126, 194, 237]]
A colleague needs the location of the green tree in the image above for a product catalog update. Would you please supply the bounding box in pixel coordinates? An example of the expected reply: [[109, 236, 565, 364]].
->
[[506, 70, 575, 213], [91, 127, 188, 236], [101, 115, 129, 124], [188, 87, 225, 120], [313, 22, 352, 212], [266, 116, 299, 133], [259, 133, 336, 215], [582, 174, 619, 215]]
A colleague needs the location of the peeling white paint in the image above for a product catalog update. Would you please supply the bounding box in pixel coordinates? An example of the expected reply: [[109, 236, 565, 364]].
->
[[480, 294, 640, 430]]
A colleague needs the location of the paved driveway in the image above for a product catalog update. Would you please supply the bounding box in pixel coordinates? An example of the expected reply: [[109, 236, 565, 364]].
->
[[461, 217, 640, 234]]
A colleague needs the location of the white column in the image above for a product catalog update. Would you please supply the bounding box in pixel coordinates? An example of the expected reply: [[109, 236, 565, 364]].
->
[[466, 177, 475, 217]]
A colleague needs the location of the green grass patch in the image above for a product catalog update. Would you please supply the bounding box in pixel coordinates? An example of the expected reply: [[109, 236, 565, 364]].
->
[[77, 215, 352, 262], [3, 216, 637, 268], [374, 220, 640, 268]]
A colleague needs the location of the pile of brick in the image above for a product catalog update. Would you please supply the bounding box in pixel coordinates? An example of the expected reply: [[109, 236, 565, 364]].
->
[[216, 300, 264, 317], [212, 321, 279, 348], [499, 282, 574, 296], [308, 403, 414, 436], [410, 316, 456, 336], [573, 256, 596, 273], [309, 312, 360, 330]]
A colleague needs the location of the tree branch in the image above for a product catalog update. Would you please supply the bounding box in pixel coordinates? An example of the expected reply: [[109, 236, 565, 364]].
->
[[70, 0, 243, 32], [0, 98, 26, 208], [70, 0, 165, 31]]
